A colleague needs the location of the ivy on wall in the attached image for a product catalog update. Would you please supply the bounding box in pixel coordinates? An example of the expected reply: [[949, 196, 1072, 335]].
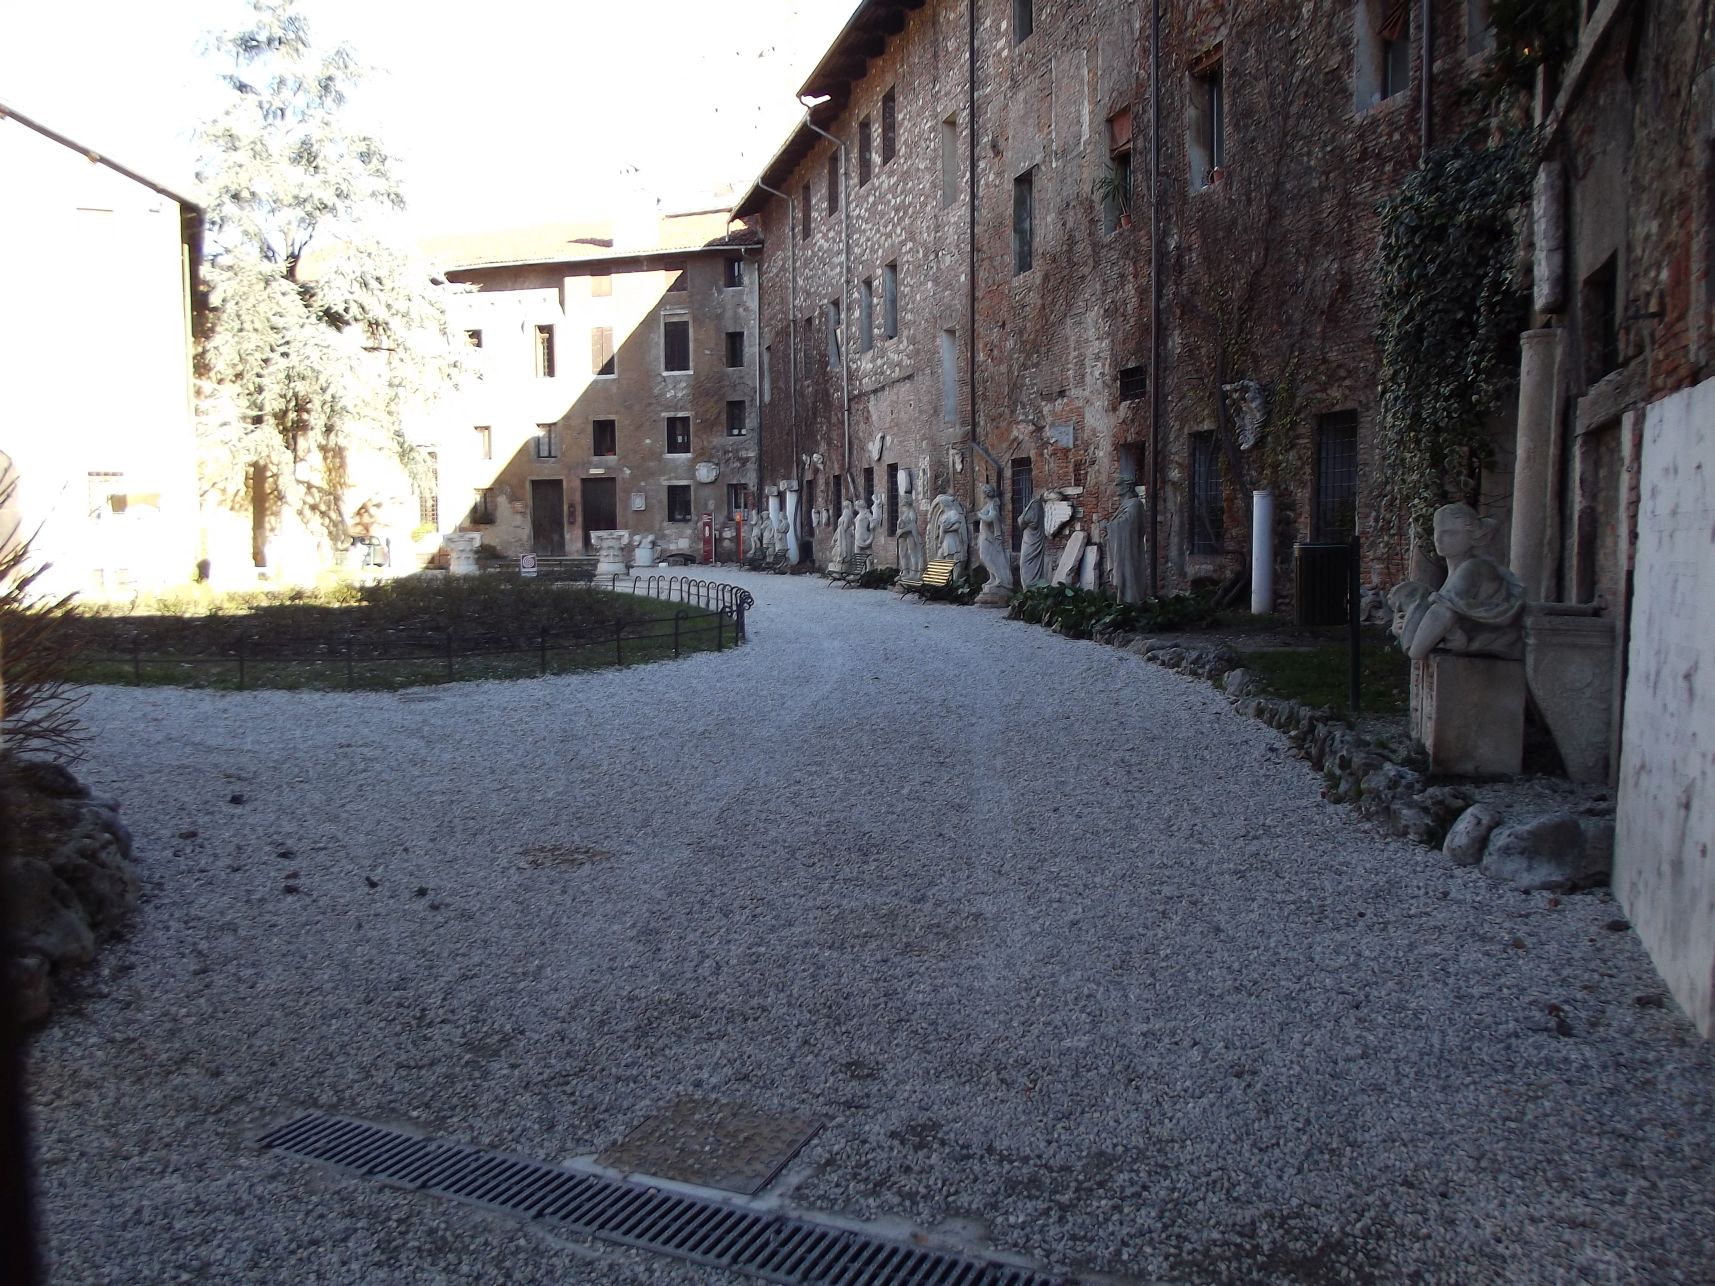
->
[[1375, 129, 1536, 549]]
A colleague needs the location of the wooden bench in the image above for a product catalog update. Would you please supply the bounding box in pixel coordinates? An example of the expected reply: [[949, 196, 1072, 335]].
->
[[897, 558, 957, 596], [825, 551, 874, 586]]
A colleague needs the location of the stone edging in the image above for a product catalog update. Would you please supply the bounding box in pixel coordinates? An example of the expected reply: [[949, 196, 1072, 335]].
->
[[1105, 632, 1616, 893]]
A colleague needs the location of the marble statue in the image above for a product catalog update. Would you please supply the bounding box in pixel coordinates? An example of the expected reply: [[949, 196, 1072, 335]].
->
[[749, 509, 767, 559], [834, 499, 857, 565], [853, 498, 875, 553], [895, 485, 925, 580], [591, 530, 629, 578], [631, 533, 658, 569], [1105, 479, 1146, 604], [1018, 494, 1049, 588], [927, 492, 970, 573], [1390, 502, 1525, 661], [771, 507, 791, 560], [973, 482, 1014, 592]]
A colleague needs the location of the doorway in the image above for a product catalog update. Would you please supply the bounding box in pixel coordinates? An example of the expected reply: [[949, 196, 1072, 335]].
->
[[580, 476, 618, 552], [530, 479, 566, 556]]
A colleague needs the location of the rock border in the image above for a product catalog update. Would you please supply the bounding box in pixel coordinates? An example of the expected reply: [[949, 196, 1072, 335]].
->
[[1101, 631, 1616, 893]]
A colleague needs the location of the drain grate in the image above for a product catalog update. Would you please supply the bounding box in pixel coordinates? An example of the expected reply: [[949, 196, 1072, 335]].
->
[[259, 1111, 1064, 1284]]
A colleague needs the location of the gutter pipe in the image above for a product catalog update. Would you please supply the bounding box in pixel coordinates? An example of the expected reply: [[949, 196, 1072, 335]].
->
[[1420, 0, 1433, 160], [800, 110, 854, 497], [967, 0, 980, 508], [1148, 0, 1163, 596], [755, 180, 798, 541]]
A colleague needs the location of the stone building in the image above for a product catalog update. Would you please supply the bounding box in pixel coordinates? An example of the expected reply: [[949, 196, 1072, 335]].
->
[[0, 102, 203, 597], [425, 210, 761, 564], [735, 0, 1490, 597]]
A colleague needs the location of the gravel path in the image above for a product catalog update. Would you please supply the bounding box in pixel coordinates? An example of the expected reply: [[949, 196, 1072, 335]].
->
[[25, 570, 1715, 1284]]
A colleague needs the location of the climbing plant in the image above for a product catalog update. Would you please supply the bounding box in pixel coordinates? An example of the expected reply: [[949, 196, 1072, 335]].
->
[[1487, 0, 1583, 93], [1374, 128, 1536, 551]]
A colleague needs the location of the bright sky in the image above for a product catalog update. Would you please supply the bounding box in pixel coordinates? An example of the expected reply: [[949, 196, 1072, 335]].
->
[[0, 0, 851, 234]]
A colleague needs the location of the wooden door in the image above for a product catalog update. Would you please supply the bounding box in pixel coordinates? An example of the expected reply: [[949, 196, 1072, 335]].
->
[[530, 479, 566, 556], [580, 477, 618, 552]]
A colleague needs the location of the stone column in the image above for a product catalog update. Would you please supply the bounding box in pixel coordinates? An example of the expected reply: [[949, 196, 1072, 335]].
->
[[1510, 328, 1560, 601]]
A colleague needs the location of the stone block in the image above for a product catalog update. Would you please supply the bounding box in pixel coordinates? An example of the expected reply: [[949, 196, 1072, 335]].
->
[[1411, 653, 1525, 777], [1443, 803, 1504, 866], [1481, 811, 1611, 891], [1524, 606, 1615, 783]]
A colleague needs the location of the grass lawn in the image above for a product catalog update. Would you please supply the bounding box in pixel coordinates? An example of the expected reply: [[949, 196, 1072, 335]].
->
[[1240, 630, 1410, 715], [67, 578, 735, 691]]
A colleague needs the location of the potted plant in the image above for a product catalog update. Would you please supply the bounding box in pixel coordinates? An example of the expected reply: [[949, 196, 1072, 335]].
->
[[1092, 160, 1133, 228]]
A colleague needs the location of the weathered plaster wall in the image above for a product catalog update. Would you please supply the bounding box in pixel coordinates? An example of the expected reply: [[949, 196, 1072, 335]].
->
[[1614, 378, 1715, 1037], [0, 117, 200, 595]]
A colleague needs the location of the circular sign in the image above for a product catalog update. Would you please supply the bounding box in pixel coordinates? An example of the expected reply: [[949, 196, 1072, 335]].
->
[[519, 553, 539, 577]]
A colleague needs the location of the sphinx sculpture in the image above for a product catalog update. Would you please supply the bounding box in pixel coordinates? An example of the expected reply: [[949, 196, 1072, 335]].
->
[[1389, 503, 1525, 661]]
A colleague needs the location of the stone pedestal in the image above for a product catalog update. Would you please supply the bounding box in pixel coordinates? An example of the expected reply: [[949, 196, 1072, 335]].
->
[[444, 532, 480, 577], [974, 579, 1010, 608], [1411, 653, 1526, 777], [631, 534, 659, 571], [591, 530, 629, 578], [1524, 605, 1615, 783]]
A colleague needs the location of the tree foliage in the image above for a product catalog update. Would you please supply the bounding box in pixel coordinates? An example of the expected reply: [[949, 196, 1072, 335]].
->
[[1375, 129, 1536, 549], [194, 0, 464, 548], [0, 472, 88, 761]]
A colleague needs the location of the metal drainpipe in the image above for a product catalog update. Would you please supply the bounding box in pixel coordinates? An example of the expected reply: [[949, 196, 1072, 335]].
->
[[1148, 0, 1163, 597], [966, 0, 979, 509], [1420, 0, 1433, 161], [801, 111, 853, 495], [756, 181, 798, 506]]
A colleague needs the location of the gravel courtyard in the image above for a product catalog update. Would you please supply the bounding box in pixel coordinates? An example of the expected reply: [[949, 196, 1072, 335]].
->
[[24, 570, 1715, 1284]]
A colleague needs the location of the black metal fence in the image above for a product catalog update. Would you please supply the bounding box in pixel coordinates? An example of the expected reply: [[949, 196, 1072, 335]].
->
[[82, 608, 742, 691]]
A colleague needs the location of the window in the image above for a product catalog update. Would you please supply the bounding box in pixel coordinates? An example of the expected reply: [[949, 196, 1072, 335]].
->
[[858, 117, 873, 186], [800, 183, 811, 239], [1467, 0, 1495, 55], [863, 466, 875, 513], [1103, 110, 1134, 234], [727, 483, 748, 519], [667, 483, 693, 523], [726, 400, 747, 436], [665, 264, 687, 293], [590, 274, 612, 298], [882, 262, 898, 339], [474, 425, 492, 460], [534, 424, 556, 459], [592, 419, 617, 458], [882, 88, 897, 164], [465, 328, 483, 348], [1189, 431, 1224, 553], [1013, 0, 1034, 43], [1118, 365, 1148, 401], [663, 317, 691, 372], [725, 331, 745, 367], [471, 488, 496, 524], [1584, 255, 1621, 380], [941, 328, 959, 423], [832, 473, 843, 517], [1010, 457, 1033, 552], [665, 415, 692, 455], [827, 299, 842, 366], [940, 115, 959, 207], [419, 451, 439, 528], [592, 326, 616, 377], [1190, 59, 1224, 188], [533, 324, 556, 377], [859, 278, 875, 352], [827, 152, 841, 215], [1313, 411, 1359, 542], [762, 344, 772, 403], [886, 463, 900, 535], [1356, 1, 1410, 109], [723, 256, 744, 288], [1013, 169, 1035, 274]]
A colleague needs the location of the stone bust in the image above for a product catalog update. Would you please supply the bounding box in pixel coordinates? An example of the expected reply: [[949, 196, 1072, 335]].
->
[[1390, 502, 1526, 661]]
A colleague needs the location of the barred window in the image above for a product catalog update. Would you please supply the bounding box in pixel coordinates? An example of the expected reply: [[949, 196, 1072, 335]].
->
[[1189, 432, 1224, 553]]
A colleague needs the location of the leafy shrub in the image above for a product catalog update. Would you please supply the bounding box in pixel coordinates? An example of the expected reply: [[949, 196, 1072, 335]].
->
[[1007, 583, 1216, 639], [855, 566, 900, 590], [0, 477, 88, 760], [920, 565, 987, 604]]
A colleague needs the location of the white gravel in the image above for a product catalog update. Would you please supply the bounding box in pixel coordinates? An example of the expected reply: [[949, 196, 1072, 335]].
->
[[24, 570, 1715, 1284]]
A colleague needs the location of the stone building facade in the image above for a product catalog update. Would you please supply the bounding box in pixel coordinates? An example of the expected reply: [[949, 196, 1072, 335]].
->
[[736, 0, 1491, 598], [0, 103, 203, 597], [428, 211, 760, 564]]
